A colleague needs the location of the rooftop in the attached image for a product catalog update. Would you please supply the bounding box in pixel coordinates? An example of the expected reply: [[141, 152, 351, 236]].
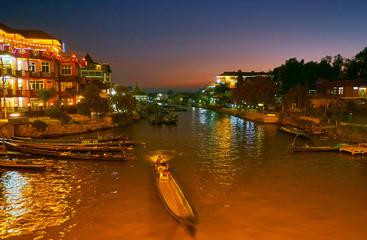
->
[[217, 71, 270, 77], [322, 79, 367, 87], [0, 22, 59, 40]]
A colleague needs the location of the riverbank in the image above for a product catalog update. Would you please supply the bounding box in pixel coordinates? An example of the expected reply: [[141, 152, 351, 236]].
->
[[215, 107, 367, 143], [0, 114, 134, 139]]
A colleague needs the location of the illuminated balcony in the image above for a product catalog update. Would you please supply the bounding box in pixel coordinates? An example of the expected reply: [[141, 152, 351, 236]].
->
[[24, 71, 56, 79]]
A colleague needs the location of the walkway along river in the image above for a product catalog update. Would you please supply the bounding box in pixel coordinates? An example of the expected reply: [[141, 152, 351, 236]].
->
[[1, 107, 367, 239]]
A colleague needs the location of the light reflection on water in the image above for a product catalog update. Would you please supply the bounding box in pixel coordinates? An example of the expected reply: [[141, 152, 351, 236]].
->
[[193, 108, 266, 187], [0, 161, 100, 239]]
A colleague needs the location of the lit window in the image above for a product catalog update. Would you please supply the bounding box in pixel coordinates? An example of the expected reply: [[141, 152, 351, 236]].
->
[[61, 82, 73, 91], [353, 87, 358, 90], [331, 87, 337, 94], [41, 62, 50, 73], [61, 65, 72, 75], [30, 80, 44, 90], [29, 62, 36, 72], [339, 87, 344, 95]]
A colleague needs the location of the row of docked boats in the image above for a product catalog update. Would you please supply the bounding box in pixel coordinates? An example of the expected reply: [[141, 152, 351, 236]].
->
[[0, 136, 140, 166], [280, 125, 367, 155], [148, 114, 178, 125]]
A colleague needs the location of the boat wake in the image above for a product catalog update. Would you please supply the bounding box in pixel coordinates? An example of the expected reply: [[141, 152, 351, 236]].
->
[[146, 150, 184, 163]]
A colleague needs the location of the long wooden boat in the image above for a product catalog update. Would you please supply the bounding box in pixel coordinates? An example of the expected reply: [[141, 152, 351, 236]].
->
[[8, 138, 137, 147], [10, 136, 127, 145], [279, 126, 323, 138], [163, 115, 178, 125], [10, 142, 130, 153], [5, 142, 127, 161], [154, 158, 197, 234], [289, 145, 340, 152], [148, 116, 163, 124], [0, 159, 47, 169]]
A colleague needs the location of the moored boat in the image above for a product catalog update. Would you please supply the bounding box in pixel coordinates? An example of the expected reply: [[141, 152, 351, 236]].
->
[[5, 142, 127, 161], [0, 159, 47, 169], [162, 115, 178, 125], [289, 145, 340, 152], [10, 136, 127, 145], [8, 138, 137, 147], [153, 156, 197, 234], [9, 142, 131, 153], [279, 126, 324, 138], [148, 116, 163, 124]]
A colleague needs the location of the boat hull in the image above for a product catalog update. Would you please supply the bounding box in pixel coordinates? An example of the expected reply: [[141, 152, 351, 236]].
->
[[5, 143, 127, 161], [154, 165, 197, 233], [0, 160, 47, 169]]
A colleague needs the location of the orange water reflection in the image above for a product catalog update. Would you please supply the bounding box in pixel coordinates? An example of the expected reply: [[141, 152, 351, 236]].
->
[[195, 109, 266, 187], [0, 161, 99, 239]]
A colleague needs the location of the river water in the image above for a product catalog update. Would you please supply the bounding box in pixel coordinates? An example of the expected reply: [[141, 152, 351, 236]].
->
[[1, 108, 367, 240]]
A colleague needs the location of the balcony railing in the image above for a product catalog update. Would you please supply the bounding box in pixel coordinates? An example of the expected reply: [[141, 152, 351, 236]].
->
[[1, 69, 56, 79]]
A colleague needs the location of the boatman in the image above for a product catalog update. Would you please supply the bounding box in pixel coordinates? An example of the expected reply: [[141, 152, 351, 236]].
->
[[156, 155, 163, 166]]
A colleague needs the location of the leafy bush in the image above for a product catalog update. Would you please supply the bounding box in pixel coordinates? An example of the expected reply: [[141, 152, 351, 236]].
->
[[76, 102, 91, 117], [112, 113, 128, 125], [32, 120, 48, 132], [60, 114, 71, 125], [45, 106, 71, 124], [45, 106, 64, 119]]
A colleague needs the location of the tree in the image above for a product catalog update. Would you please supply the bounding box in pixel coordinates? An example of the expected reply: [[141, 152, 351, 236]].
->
[[110, 84, 137, 115], [353, 47, 367, 79], [64, 86, 78, 102], [318, 57, 333, 80], [332, 54, 344, 80], [274, 58, 304, 94], [231, 77, 277, 109], [283, 85, 309, 113], [77, 81, 109, 118], [37, 88, 54, 108], [213, 83, 230, 106], [252, 77, 278, 106]]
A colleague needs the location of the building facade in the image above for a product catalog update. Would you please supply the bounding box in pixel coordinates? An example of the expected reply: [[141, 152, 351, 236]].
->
[[0, 23, 112, 117], [216, 70, 272, 88]]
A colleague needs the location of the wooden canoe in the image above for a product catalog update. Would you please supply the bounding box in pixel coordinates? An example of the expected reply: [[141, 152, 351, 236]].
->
[[279, 126, 323, 138], [154, 163, 197, 234], [0, 159, 47, 169], [8, 138, 137, 147], [5, 142, 127, 161], [290, 145, 340, 152], [10, 142, 130, 153], [10, 136, 127, 145]]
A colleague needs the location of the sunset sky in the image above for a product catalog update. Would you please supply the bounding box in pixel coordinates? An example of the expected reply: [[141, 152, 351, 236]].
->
[[3, 0, 367, 91]]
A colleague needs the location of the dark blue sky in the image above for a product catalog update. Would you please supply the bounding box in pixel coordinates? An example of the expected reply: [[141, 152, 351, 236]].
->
[[2, 0, 367, 90]]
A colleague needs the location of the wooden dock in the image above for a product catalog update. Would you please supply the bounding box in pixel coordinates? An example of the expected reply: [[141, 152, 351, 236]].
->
[[339, 143, 367, 155]]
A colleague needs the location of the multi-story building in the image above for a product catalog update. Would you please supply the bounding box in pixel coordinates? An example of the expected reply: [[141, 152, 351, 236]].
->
[[0, 23, 112, 118], [216, 70, 272, 88], [80, 54, 112, 98]]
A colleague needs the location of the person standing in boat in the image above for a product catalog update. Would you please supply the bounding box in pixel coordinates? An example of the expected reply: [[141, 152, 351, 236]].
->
[[156, 155, 163, 166]]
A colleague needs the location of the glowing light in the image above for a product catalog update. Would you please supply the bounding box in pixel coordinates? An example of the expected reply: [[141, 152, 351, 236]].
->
[[9, 113, 20, 117]]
